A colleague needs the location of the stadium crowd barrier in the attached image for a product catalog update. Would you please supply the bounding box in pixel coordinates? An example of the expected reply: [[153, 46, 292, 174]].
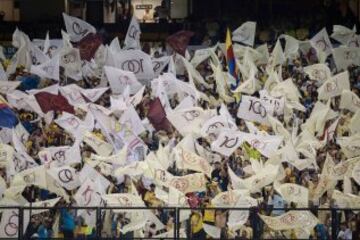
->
[[0, 206, 358, 239]]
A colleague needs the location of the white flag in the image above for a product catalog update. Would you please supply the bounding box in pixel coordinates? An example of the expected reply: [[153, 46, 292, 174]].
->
[[303, 63, 331, 83], [47, 166, 80, 191], [83, 131, 113, 156], [259, 211, 318, 231], [167, 107, 211, 136], [310, 28, 332, 61], [12, 165, 47, 189], [104, 65, 142, 95], [243, 133, 283, 158], [211, 130, 246, 156], [29, 42, 49, 65], [331, 25, 356, 45], [337, 134, 360, 158], [318, 71, 350, 100], [267, 40, 285, 70], [0, 81, 21, 95], [339, 89, 360, 113], [81, 87, 108, 102], [124, 16, 141, 50], [203, 224, 221, 239], [274, 182, 309, 206], [89, 146, 127, 166], [40, 144, 81, 167], [169, 173, 207, 194], [237, 95, 275, 125], [30, 54, 60, 81], [152, 56, 170, 77], [109, 37, 122, 54], [55, 112, 91, 140], [59, 47, 82, 79], [0, 62, 7, 81], [59, 84, 86, 106], [119, 105, 146, 136], [279, 34, 299, 59], [332, 47, 360, 71], [115, 50, 155, 80], [0, 209, 19, 238], [175, 148, 212, 177], [200, 115, 237, 138], [349, 110, 360, 135], [232, 21, 256, 47], [62, 13, 96, 42]]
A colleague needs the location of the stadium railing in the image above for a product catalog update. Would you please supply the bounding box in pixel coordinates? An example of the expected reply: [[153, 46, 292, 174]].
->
[[0, 206, 358, 239]]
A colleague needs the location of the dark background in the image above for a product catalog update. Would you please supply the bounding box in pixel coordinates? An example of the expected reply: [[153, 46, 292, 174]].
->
[[0, 0, 359, 43]]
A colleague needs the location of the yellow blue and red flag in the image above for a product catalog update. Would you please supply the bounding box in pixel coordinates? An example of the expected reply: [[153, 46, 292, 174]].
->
[[225, 28, 240, 89]]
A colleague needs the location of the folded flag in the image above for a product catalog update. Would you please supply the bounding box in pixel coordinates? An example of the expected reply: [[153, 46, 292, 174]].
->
[[166, 31, 194, 56], [34, 92, 75, 114], [0, 97, 18, 128], [147, 98, 172, 133]]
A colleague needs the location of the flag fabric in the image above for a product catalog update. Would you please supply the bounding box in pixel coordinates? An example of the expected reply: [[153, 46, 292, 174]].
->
[[74, 33, 103, 61], [34, 92, 75, 114], [226, 28, 240, 88], [166, 31, 194, 56], [237, 95, 275, 125], [339, 89, 360, 113], [124, 16, 141, 50], [114, 50, 155, 80], [0, 97, 18, 128], [232, 21, 256, 47], [317, 71, 350, 100], [259, 211, 318, 231], [331, 25, 356, 45], [332, 46, 360, 71], [147, 98, 173, 133], [104, 66, 143, 95], [274, 182, 309, 206], [303, 63, 332, 83], [310, 28, 333, 62], [62, 13, 96, 42], [30, 54, 60, 81]]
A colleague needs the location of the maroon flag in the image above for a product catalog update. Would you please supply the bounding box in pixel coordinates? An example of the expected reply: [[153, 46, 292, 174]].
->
[[35, 92, 75, 114], [74, 33, 103, 61], [147, 98, 173, 133], [166, 30, 194, 56]]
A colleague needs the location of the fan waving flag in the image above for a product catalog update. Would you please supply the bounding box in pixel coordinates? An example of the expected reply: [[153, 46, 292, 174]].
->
[[226, 28, 240, 89], [0, 96, 18, 128], [166, 31, 194, 56]]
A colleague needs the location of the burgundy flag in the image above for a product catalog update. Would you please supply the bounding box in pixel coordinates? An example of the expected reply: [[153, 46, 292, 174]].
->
[[74, 33, 103, 61], [147, 98, 172, 133], [166, 30, 194, 56], [35, 92, 75, 114]]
